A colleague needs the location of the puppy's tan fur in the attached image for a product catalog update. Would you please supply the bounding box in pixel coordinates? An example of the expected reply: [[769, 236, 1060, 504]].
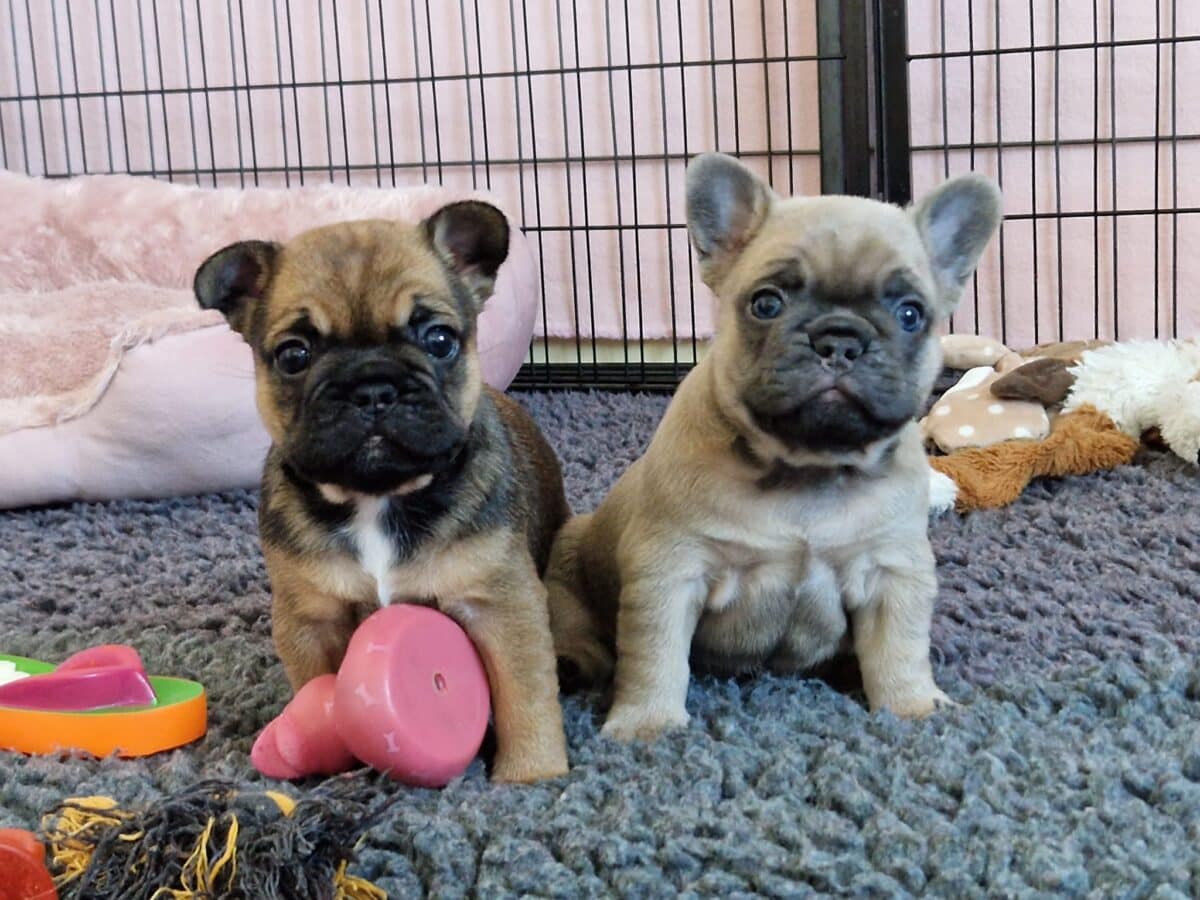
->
[[547, 154, 1000, 741], [196, 214, 570, 782]]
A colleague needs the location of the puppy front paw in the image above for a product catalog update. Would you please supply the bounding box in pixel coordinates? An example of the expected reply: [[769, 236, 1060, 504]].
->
[[600, 705, 689, 743], [491, 749, 569, 784], [880, 686, 956, 720]]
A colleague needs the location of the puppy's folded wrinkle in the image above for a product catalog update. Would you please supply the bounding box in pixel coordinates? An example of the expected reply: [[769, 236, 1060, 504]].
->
[[195, 207, 571, 782], [547, 153, 1000, 741]]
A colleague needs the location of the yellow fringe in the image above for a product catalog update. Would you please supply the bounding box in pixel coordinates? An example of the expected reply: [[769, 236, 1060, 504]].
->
[[335, 859, 389, 900], [43, 791, 386, 900], [41, 796, 139, 886]]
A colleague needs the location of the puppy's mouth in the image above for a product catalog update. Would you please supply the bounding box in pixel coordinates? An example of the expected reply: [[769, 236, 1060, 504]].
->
[[284, 425, 468, 497], [747, 372, 915, 453]]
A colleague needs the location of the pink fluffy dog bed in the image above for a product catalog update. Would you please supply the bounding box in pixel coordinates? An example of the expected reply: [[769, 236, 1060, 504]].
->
[[0, 172, 538, 508]]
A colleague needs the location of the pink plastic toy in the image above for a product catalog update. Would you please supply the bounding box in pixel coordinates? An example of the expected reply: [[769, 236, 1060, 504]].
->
[[0, 645, 155, 711], [251, 605, 491, 787]]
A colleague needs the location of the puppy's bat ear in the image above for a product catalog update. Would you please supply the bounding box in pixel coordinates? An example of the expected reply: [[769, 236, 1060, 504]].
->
[[424, 200, 510, 306], [912, 174, 1001, 308], [686, 152, 775, 280], [193, 240, 280, 337]]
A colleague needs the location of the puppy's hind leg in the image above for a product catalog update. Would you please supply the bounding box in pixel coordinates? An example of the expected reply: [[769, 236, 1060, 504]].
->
[[544, 515, 615, 688]]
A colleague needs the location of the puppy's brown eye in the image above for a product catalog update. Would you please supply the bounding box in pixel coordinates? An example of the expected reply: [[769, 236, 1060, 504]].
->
[[422, 325, 459, 361], [750, 289, 784, 320], [274, 338, 311, 375]]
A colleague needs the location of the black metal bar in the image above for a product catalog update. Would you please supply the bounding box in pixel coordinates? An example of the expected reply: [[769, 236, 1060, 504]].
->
[[707, 0, 719, 152], [282, 0, 304, 184], [20, 0, 50, 175], [106, 0, 132, 172], [63, 1, 88, 171], [315, 1, 336, 182], [48, 0, 74, 172], [471, 0, 491, 190], [1153, 0, 1161, 338], [622, 0, 646, 384], [554, 0, 583, 375], [1171, 0, 1179, 337], [269, 0, 291, 186], [993, 0, 1007, 344], [134, 0, 158, 176], [1092, 0, 1100, 339], [363, 0, 382, 187], [377, 0, 396, 186], [191, 0, 216, 185], [605, 0, 632, 376], [0, 52, 836, 104], [1108, 0, 1118, 340], [758, 0, 772, 185], [221, 0, 246, 185], [679, 0, 698, 366], [235, 0, 258, 185], [836, 0, 871, 196], [911, 132, 1200, 153], [728, 0, 741, 156], [329, 0, 351, 184], [1053, 0, 1064, 340], [657, 0, 680, 377], [573, 0, 600, 380], [779, 0, 795, 193], [422, 0, 444, 184], [938, 0, 951, 331], [816, 0, 845, 195], [874, 0, 910, 204], [149, 0, 173, 179], [1028, 0, 1039, 345], [518, 0, 550, 375], [908, 33, 1199, 61], [967, 0, 979, 331], [456, 0, 478, 190], [408, 0, 428, 181]]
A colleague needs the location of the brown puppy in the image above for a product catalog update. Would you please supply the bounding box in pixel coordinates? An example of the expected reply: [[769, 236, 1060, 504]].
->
[[547, 153, 1001, 741], [194, 204, 570, 782]]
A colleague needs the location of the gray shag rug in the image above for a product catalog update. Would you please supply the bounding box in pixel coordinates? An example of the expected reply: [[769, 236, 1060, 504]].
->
[[1, 390, 1198, 898]]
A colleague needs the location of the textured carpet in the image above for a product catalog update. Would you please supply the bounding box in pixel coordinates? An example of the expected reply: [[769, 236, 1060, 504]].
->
[[1, 390, 1198, 898]]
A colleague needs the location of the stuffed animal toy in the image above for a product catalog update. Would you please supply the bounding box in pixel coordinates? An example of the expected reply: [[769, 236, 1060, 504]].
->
[[929, 404, 1140, 511], [1063, 339, 1200, 465], [922, 335, 1149, 512], [922, 335, 1064, 453]]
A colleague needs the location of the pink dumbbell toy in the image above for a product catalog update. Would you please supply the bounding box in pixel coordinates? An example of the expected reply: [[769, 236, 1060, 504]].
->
[[251, 604, 491, 787]]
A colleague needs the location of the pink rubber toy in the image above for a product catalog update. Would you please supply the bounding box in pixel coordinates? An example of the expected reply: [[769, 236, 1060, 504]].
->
[[0, 644, 155, 711], [251, 605, 491, 787]]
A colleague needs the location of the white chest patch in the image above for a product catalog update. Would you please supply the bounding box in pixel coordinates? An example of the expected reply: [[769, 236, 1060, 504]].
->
[[346, 498, 395, 606]]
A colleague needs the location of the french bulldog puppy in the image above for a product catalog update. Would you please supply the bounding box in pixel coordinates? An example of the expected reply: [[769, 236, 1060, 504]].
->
[[547, 153, 1001, 741], [194, 203, 571, 782]]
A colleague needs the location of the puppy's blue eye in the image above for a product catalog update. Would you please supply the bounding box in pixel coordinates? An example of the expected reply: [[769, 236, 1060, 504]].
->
[[422, 325, 460, 360], [750, 289, 784, 320], [274, 338, 311, 375], [895, 301, 925, 332]]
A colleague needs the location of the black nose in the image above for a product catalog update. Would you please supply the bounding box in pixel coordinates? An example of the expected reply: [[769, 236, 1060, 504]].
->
[[809, 316, 872, 364], [351, 380, 400, 415]]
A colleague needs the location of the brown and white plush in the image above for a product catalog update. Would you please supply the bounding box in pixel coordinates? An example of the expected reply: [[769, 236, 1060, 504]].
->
[[921, 365, 1051, 453]]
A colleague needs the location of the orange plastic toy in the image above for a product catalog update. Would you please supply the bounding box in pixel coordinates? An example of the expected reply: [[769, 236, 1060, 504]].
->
[[0, 648, 206, 758]]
